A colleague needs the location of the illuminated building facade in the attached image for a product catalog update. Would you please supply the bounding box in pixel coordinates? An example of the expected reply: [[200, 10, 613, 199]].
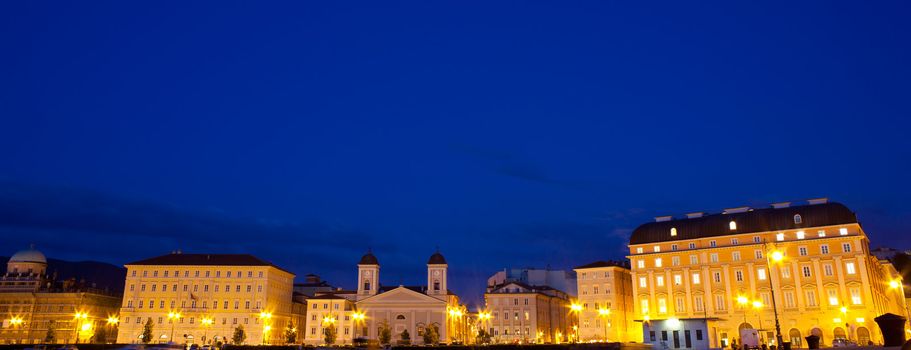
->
[[629, 199, 907, 348], [307, 251, 466, 345], [0, 246, 121, 344], [115, 253, 299, 345], [483, 281, 573, 343], [574, 260, 638, 342]]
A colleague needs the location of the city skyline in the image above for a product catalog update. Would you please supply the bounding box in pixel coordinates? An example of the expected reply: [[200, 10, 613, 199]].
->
[[4, 1, 911, 306]]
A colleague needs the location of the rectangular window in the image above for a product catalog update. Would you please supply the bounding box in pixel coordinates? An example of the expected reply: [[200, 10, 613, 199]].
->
[[658, 298, 667, 314], [654, 246, 661, 253], [784, 291, 795, 308], [781, 266, 791, 278], [805, 290, 818, 307], [694, 296, 704, 312], [732, 238, 739, 245], [656, 276, 665, 287], [735, 270, 743, 282], [757, 268, 767, 280], [755, 250, 763, 259], [821, 245, 829, 254], [692, 273, 701, 285], [710, 254, 719, 263], [819, 230, 827, 237], [796, 231, 805, 239], [636, 247, 643, 254], [674, 274, 682, 285], [845, 261, 857, 275], [709, 240, 717, 247], [732, 252, 741, 261], [690, 255, 699, 265], [828, 289, 839, 305], [824, 264, 833, 276], [672, 256, 680, 266], [799, 247, 808, 256], [776, 233, 785, 241], [671, 244, 678, 251], [689, 243, 696, 249], [803, 266, 812, 277], [713, 271, 721, 283], [714, 295, 726, 311], [850, 288, 862, 305], [640, 299, 649, 314], [655, 258, 663, 268], [639, 277, 647, 288], [676, 297, 685, 312], [840, 228, 848, 235], [637, 260, 645, 269], [843, 243, 852, 252]]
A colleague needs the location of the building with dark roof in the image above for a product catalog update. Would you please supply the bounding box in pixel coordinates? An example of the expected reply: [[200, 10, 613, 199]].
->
[[116, 252, 304, 345], [627, 199, 907, 349], [573, 260, 636, 342], [483, 280, 573, 343]]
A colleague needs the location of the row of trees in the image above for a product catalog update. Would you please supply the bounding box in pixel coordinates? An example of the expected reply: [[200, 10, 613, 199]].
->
[[138, 319, 300, 345], [321, 320, 441, 346]]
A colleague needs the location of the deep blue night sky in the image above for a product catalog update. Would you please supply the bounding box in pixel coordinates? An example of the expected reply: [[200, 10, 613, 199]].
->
[[2, 1, 910, 305]]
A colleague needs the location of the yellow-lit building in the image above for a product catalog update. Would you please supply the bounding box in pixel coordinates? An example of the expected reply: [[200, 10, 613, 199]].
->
[[115, 252, 300, 345], [1, 246, 121, 344], [574, 260, 638, 343], [483, 281, 573, 343], [302, 293, 359, 345], [629, 199, 907, 349]]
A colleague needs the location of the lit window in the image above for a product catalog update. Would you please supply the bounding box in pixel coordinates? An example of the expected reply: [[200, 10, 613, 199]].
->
[[824, 264, 833, 276], [827, 289, 839, 305], [658, 298, 667, 314], [655, 258, 663, 268], [637, 260, 645, 269], [796, 231, 805, 239], [672, 256, 680, 266], [839, 228, 848, 236], [757, 268, 767, 280], [639, 277, 647, 288], [670, 227, 677, 237], [845, 262, 856, 275], [692, 273, 701, 284], [710, 253, 719, 263], [781, 267, 791, 278], [690, 255, 698, 265], [818, 230, 826, 237], [640, 299, 649, 314], [776, 233, 785, 241], [673, 275, 682, 285], [732, 252, 741, 261], [654, 246, 661, 253], [850, 288, 862, 305], [636, 247, 643, 254], [656, 276, 665, 287], [793, 214, 802, 224], [729, 221, 737, 230]]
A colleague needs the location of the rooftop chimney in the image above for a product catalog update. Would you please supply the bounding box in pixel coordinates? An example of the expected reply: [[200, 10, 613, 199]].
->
[[686, 212, 705, 219], [808, 197, 828, 205], [723, 207, 751, 214], [771, 202, 791, 209], [655, 216, 673, 222]]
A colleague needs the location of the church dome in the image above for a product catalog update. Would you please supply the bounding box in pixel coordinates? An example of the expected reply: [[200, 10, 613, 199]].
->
[[10, 247, 47, 264], [358, 252, 379, 265], [428, 252, 447, 264]]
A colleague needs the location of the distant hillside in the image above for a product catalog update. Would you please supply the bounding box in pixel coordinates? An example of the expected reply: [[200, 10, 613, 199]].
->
[[0, 256, 126, 293]]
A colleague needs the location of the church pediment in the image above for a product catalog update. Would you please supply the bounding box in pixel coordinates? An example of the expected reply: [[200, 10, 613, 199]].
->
[[357, 286, 447, 306]]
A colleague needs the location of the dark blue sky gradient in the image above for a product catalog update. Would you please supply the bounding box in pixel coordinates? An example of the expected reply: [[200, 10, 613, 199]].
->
[[2, 1, 910, 305]]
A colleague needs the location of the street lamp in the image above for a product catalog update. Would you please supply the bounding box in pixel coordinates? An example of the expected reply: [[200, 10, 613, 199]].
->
[[765, 245, 785, 347], [259, 312, 273, 345], [352, 311, 365, 343], [10, 316, 24, 344], [73, 312, 89, 344], [477, 311, 491, 343], [168, 312, 181, 344], [597, 308, 611, 342], [569, 303, 582, 343], [201, 317, 214, 345]]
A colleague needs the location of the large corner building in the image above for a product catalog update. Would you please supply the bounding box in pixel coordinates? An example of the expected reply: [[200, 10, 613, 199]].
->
[[628, 199, 907, 349]]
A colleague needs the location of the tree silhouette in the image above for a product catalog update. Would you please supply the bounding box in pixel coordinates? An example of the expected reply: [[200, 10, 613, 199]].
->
[[141, 318, 154, 344], [232, 325, 246, 345]]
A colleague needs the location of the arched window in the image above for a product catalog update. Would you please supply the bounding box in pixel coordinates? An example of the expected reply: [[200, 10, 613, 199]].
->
[[794, 214, 802, 224], [670, 228, 677, 237], [729, 221, 737, 231], [396, 314, 406, 320], [364, 280, 371, 291]]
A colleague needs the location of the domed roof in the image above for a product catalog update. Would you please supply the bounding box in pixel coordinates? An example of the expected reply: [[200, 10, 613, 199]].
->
[[10, 246, 47, 264], [358, 252, 379, 265], [428, 251, 447, 264]]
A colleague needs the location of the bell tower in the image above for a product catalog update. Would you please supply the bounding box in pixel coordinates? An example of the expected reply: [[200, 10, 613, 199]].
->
[[426, 250, 448, 296], [357, 250, 379, 299]]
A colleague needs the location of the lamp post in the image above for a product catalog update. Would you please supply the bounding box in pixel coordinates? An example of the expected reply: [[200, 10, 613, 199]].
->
[[10, 316, 24, 344], [477, 311, 491, 343], [765, 245, 785, 348], [569, 303, 582, 343], [752, 301, 764, 342], [597, 308, 611, 342], [73, 312, 89, 344], [201, 317, 213, 345], [352, 311, 365, 344], [168, 312, 181, 344], [106, 316, 119, 344], [322, 314, 336, 345], [259, 312, 273, 345]]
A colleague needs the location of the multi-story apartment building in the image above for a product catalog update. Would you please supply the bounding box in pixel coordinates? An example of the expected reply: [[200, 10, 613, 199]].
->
[[484, 281, 573, 343], [302, 293, 358, 345], [487, 268, 578, 297], [574, 260, 637, 342], [628, 199, 907, 349], [116, 252, 300, 345], [0, 246, 122, 345]]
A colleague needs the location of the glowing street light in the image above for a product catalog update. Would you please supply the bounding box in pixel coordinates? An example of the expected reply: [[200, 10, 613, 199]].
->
[[167, 312, 181, 344], [597, 308, 611, 341], [201, 317, 214, 345], [569, 303, 582, 343], [107, 316, 119, 325], [352, 311, 366, 341], [890, 280, 902, 289], [73, 312, 90, 344], [765, 245, 785, 347]]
